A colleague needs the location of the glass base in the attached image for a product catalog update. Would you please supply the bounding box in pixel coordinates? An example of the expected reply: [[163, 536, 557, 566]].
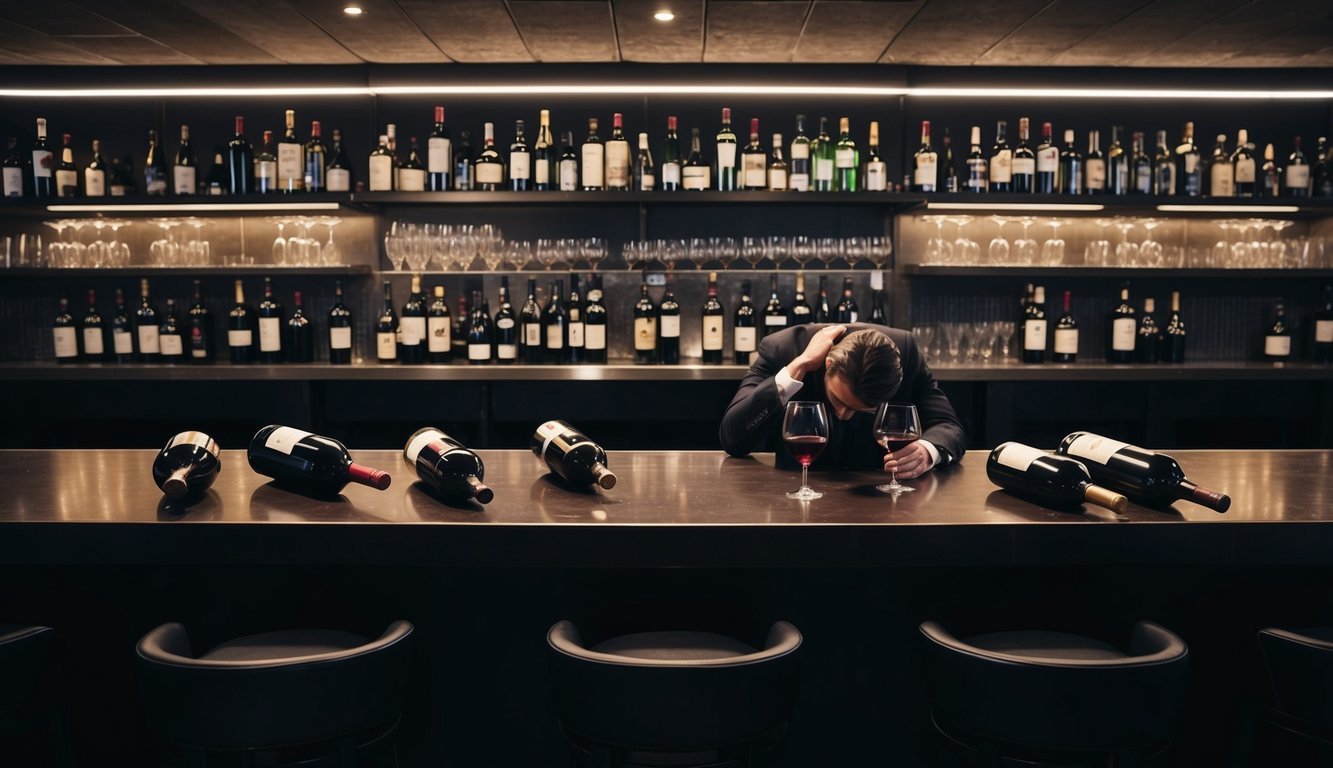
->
[[786, 486, 823, 500], [877, 482, 915, 494]]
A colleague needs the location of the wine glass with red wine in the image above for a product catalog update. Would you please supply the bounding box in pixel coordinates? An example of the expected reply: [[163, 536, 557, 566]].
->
[[782, 400, 830, 501], [874, 402, 922, 493]]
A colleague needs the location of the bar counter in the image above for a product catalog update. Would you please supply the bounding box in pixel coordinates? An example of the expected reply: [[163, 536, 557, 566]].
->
[[2, 448, 1329, 568]]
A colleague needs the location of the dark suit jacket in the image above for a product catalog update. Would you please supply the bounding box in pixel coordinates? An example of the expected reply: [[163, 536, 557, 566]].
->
[[719, 323, 966, 471]]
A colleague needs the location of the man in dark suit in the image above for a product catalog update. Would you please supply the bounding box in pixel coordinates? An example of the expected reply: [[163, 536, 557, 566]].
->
[[720, 323, 965, 476]]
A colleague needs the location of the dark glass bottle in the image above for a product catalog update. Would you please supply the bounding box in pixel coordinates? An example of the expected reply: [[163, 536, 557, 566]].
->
[[1058, 129, 1082, 195], [634, 132, 656, 191], [2, 136, 26, 198], [80, 289, 106, 362], [1233, 128, 1257, 198], [812, 116, 834, 192], [304, 120, 326, 192], [584, 274, 608, 364], [328, 280, 352, 364], [1161, 290, 1186, 364], [658, 280, 681, 365], [226, 115, 254, 195], [55, 132, 79, 198], [205, 147, 228, 195], [158, 299, 184, 362], [326, 128, 352, 192], [248, 425, 391, 497], [1136, 297, 1161, 364], [467, 289, 493, 364], [633, 282, 658, 364], [965, 125, 988, 193], [473, 122, 503, 192], [509, 119, 531, 191], [558, 130, 579, 191], [111, 288, 134, 363], [153, 431, 222, 501], [660, 115, 682, 191], [135, 278, 160, 361], [789, 114, 811, 192], [701, 271, 725, 364], [1057, 431, 1230, 513], [1034, 122, 1057, 194], [451, 296, 469, 360], [868, 284, 887, 325], [375, 280, 398, 363], [989, 120, 1012, 193], [30, 118, 55, 198], [1312, 285, 1332, 363], [1012, 118, 1035, 193], [1107, 126, 1129, 195], [791, 272, 813, 324], [835, 277, 859, 323], [396, 136, 425, 192], [734, 281, 756, 365], [404, 427, 493, 504], [533, 109, 554, 191], [520, 278, 543, 364], [52, 296, 77, 363], [494, 277, 519, 364], [1022, 285, 1047, 364], [715, 107, 738, 191], [257, 276, 284, 363], [1052, 290, 1078, 364], [255, 130, 278, 193], [286, 291, 314, 363], [531, 420, 617, 489], [172, 124, 197, 195], [762, 273, 788, 339], [144, 128, 169, 196], [399, 274, 427, 364], [911, 119, 936, 193], [605, 113, 631, 191], [1263, 301, 1291, 361], [1130, 132, 1153, 194], [1177, 122, 1203, 197], [814, 275, 831, 323], [453, 130, 472, 191], [427, 285, 451, 364], [542, 279, 568, 363], [581, 118, 604, 191], [940, 127, 959, 193], [1085, 130, 1105, 193], [565, 274, 584, 364], [228, 279, 254, 364], [682, 127, 710, 191], [427, 105, 451, 191], [1105, 284, 1136, 363], [277, 109, 304, 193], [740, 117, 766, 191], [987, 442, 1126, 513], [1287, 136, 1310, 197], [1153, 129, 1176, 196]]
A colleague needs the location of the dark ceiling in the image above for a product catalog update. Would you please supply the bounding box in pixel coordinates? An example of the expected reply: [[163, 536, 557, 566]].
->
[[0, 0, 1330, 68]]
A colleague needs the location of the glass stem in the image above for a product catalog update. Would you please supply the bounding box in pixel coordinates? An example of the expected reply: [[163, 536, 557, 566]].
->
[[801, 463, 809, 491]]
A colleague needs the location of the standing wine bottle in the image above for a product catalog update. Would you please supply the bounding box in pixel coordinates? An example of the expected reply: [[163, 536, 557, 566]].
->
[[172, 124, 197, 195], [734, 281, 757, 364], [1022, 285, 1048, 364], [1057, 432, 1230, 512], [565, 274, 584, 364], [204, 146, 228, 195], [111, 288, 134, 363], [1085, 130, 1105, 194], [158, 299, 184, 362], [581, 118, 604, 191], [1263, 301, 1291, 361], [542, 279, 567, 363], [660, 116, 682, 191], [225, 116, 254, 195], [81, 289, 105, 362], [584, 274, 608, 364], [965, 125, 988, 193], [789, 114, 811, 192], [55, 133, 79, 197], [520, 278, 543, 363], [605, 113, 631, 191], [715, 107, 738, 191], [835, 277, 859, 323], [812, 117, 835, 192], [399, 274, 427, 364], [652, 280, 680, 364], [1106, 284, 1136, 364], [531, 420, 616, 489], [989, 120, 1012, 193], [833, 117, 859, 192], [368, 134, 395, 192], [286, 291, 313, 363], [135, 278, 160, 361], [1161, 291, 1186, 363], [1311, 285, 1333, 363], [376, 280, 398, 363], [701, 271, 725, 365], [228, 279, 255, 364], [762, 273, 788, 339], [1035, 122, 1058, 194], [1315, 136, 1332, 197], [533, 109, 554, 191], [814, 275, 831, 323], [1153, 129, 1176, 196], [277, 109, 303, 192], [254, 130, 278, 193], [558, 130, 578, 191], [257, 276, 284, 364], [144, 128, 168, 196], [791, 272, 813, 324], [1129, 132, 1152, 194], [427, 105, 451, 191], [741, 118, 766, 191], [868, 274, 887, 325], [988, 442, 1127, 513], [1058, 129, 1082, 195], [468, 289, 493, 365], [768, 132, 789, 191], [426, 285, 451, 363], [495, 277, 519, 364], [1209, 134, 1233, 197], [1052, 290, 1078, 363], [2, 136, 25, 198], [633, 132, 656, 191], [452, 296, 469, 360], [1232, 128, 1257, 197], [304, 121, 326, 192], [1287, 136, 1310, 197], [940, 127, 960, 193], [1136, 297, 1161, 363], [682, 127, 710, 190], [403, 427, 493, 504], [1012, 117, 1035, 193], [453, 130, 472, 191], [249, 425, 391, 496], [473, 122, 504, 191], [1177, 122, 1202, 197], [52, 297, 78, 363], [30, 118, 55, 198], [328, 279, 352, 364], [509, 119, 531, 191], [1106, 126, 1128, 195], [1260, 144, 1281, 198], [153, 431, 222, 501], [633, 282, 658, 364], [864, 121, 887, 192], [108, 155, 133, 197]]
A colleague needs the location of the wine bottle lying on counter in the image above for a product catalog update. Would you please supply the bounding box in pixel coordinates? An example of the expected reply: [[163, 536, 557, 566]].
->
[[987, 442, 1126, 513], [1056, 431, 1231, 513], [403, 427, 494, 504], [248, 424, 391, 497], [152, 430, 221, 501], [531, 420, 617, 490]]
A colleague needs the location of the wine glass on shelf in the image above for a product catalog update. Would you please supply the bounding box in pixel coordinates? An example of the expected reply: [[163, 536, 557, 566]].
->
[[1013, 216, 1039, 265], [924, 215, 952, 265], [948, 216, 980, 266], [1041, 218, 1066, 266], [873, 402, 922, 494], [1112, 218, 1139, 266], [270, 217, 289, 266], [1138, 218, 1163, 268], [782, 400, 830, 501], [987, 215, 1010, 265], [105, 219, 131, 266], [1084, 217, 1112, 266], [320, 217, 342, 266], [869, 236, 892, 269]]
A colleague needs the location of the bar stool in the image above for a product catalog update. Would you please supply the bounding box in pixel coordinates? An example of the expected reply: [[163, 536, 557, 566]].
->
[[919, 620, 1189, 768], [0, 624, 66, 767], [546, 619, 802, 768], [135, 620, 413, 767], [1253, 627, 1333, 763]]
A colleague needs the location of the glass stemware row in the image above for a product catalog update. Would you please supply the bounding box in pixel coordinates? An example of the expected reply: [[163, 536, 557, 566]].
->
[[270, 216, 344, 267], [39, 218, 134, 268], [383, 221, 607, 272], [623, 235, 891, 271]]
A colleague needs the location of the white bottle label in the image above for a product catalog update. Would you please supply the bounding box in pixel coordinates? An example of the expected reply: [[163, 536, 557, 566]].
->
[[1286, 165, 1310, 191], [52, 169, 73, 196], [1065, 433, 1132, 465], [2, 167, 23, 197], [742, 155, 766, 187], [1316, 320, 1333, 344], [1023, 319, 1047, 351], [427, 318, 450, 351], [568, 322, 585, 347], [405, 428, 445, 464], [990, 149, 1012, 182], [865, 162, 887, 191], [1112, 318, 1136, 352], [401, 316, 425, 346], [559, 160, 578, 191], [995, 442, 1046, 472], [172, 166, 195, 194], [397, 167, 426, 192], [1037, 147, 1058, 172], [1264, 335, 1291, 357], [764, 314, 787, 327], [815, 157, 834, 182], [138, 325, 160, 354], [734, 327, 757, 352], [662, 162, 681, 186], [376, 332, 396, 359], [835, 148, 855, 169], [789, 173, 809, 191], [32, 150, 52, 178], [535, 157, 550, 186], [264, 426, 312, 455], [84, 169, 106, 197], [1211, 163, 1234, 196], [1234, 158, 1256, 183], [1053, 328, 1079, 355], [82, 327, 104, 355], [634, 317, 656, 350], [584, 324, 606, 350], [510, 151, 531, 180], [53, 327, 77, 358], [428, 137, 451, 173], [468, 342, 490, 360], [791, 142, 809, 160], [369, 156, 393, 191], [497, 343, 518, 360], [1012, 156, 1035, 176], [524, 323, 541, 346], [113, 328, 133, 354], [326, 168, 350, 192], [605, 143, 629, 187], [277, 143, 302, 189], [228, 329, 252, 348], [702, 318, 724, 350], [259, 317, 281, 352], [768, 168, 788, 191], [716, 143, 737, 169], [660, 316, 680, 338], [914, 155, 937, 186], [475, 161, 503, 185], [581, 145, 604, 187], [682, 166, 709, 190], [330, 327, 352, 350], [546, 324, 564, 349], [160, 334, 183, 356], [1086, 159, 1106, 190], [256, 160, 276, 187]]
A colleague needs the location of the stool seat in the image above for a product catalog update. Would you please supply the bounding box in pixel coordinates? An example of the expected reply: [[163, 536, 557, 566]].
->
[[592, 630, 757, 661], [201, 629, 370, 662], [967, 630, 1126, 661], [1253, 626, 1333, 763]]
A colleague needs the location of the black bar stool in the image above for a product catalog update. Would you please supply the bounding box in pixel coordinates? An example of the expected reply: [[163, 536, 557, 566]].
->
[[1253, 627, 1333, 763], [135, 620, 413, 767], [919, 620, 1189, 767], [546, 619, 802, 768], [0, 623, 67, 768]]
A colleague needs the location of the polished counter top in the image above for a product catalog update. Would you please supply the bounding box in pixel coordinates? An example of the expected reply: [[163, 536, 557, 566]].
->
[[1, 449, 1330, 568]]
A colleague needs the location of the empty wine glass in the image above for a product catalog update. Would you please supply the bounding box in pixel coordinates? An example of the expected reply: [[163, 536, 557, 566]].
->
[[1113, 218, 1139, 266], [1041, 218, 1066, 265], [321, 217, 342, 266], [1139, 218, 1164, 267], [873, 402, 922, 494], [783, 400, 830, 501], [987, 215, 1010, 264], [271, 218, 289, 265], [924, 215, 952, 265], [868, 236, 892, 268], [1084, 217, 1113, 266], [949, 216, 980, 265], [1013, 216, 1040, 265]]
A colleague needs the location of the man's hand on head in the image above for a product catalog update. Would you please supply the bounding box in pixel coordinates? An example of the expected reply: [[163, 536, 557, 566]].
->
[[785, 324, 847, 382], [883, 441, 933, 479]]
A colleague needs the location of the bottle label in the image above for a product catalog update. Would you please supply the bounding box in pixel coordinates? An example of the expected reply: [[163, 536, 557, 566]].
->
[[32, 150, 53, 178], [568, 322, 585, 347], [401, 316, 425, 346], [1234, 158, 1256, 183], [585, 324, 606, 350], [789, 172, 809, 191], [495, 317, 516, 330], [1023, 319, 1047, 351], [634, 317, 656, 350], [160, 334, 183, 356], [264, 425, 312, 455], [1085, 159, 1106, 190], [768, 168, 788, 191], [765, 314, 787, 327], [475, 162, 503, 185], [330, 327, 352, 350], [791, 143, 809, 160], [734, 327, 757, 352], [967, 159, 988, 191], [277, 143, 303, 190], [662, 162, 681, 186], [511, 151, 531, 180], [2, 167, 23, 197], [914, 155, 937, 186], [258, 317, 281, 352], [1036, 147, 1058, 172], [1157, 164, 1176, 195], [605, 143, 630, 187], [702, 318, 724, 350], [114, 328, 133, 354], [497, 343, 518, 360], [376, 331, 396, 359], [682, 166, 709, 190], [1316, 319, 1333, 344], [834, 148, 854, 169], [256, 160, 277, 188], [54, 169, 77, 197], [660, 316, 680, 338], [524, 323, 541, 347], [546, 324, 564, 349], [327, 168, 350, 192], [535, 158, 550, 186], [815, 158, 833, 182], [138, 325, 160, 354], [53, 327, 77, 358], [742, 154, 766, 187], [428, 137, 451, 173], [1053, 328, 1078, 355], [1211, 163, 1233, 196], [1065, 433, 1131, 465], [82, 327, 104, 355], [990, 150, 1012, 182], [1112, 318, 1136, 352], [1287, 165, 1310, 191], [228, 329, 252, 348], [1264, 335, 1291, 357], [369, 156, 393, 191], [405, 428, 445, 464], [172, 166, 195, 195], [427, 318, 450, 352], [168, 431, 218, 454], [468, 342, 490, 360], [716, 143, 737, 170], [995, 442, 1045, 472], [397, 167, 426, 192], [559, 160, 578, 191], [865, 162, 886, 191], [84, 169, 106, 197], [1012, 156, 1035, 176], [639, 172, 655, 191], [581, 145, 604, 187]]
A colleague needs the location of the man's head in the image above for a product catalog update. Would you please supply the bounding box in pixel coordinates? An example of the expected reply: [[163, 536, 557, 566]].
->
[[823, 329, 903, 420]]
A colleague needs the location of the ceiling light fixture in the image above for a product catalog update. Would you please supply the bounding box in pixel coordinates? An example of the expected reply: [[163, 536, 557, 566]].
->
[[343, 4, 363, 15], [654, 10, 675, 21]]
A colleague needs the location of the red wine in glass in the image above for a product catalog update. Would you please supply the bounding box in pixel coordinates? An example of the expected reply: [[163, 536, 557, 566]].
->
[[782, 400, 829, 500], [873, 402, 921, 493], [785, 434, 828, 467], [878, 433, 919, 454]]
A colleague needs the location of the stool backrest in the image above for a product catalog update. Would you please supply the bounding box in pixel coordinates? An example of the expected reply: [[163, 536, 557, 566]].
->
[[1259, 628, 1333, 726], [0, 625, 55, 717]]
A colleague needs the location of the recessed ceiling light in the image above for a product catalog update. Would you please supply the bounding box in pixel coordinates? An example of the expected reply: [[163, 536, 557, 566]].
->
[[343, 5, 363, 15], [654, 10, 674, 21]]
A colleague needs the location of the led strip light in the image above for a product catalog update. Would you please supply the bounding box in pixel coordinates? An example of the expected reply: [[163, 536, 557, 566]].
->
[[46, 203, 341, 213]]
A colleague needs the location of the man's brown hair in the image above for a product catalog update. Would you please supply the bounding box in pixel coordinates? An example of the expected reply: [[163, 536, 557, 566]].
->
[[825, 329, 902, 407]]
